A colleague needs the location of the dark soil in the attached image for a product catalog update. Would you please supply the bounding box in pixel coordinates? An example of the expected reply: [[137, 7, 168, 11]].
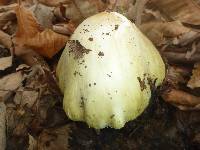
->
[[68, 92, 200, 150]]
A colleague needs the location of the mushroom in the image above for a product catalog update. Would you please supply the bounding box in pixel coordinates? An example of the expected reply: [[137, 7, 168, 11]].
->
[[56, 12, 165, 129]]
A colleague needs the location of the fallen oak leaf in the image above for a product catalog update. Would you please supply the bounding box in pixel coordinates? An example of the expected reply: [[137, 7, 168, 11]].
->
[[15, 5, 41, 40], [26, 29, 69, 58], [14, 4, 68, 58]]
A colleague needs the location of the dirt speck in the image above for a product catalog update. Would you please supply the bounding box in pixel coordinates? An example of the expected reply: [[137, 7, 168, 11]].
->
[[74, 71, 82, 76], [137, 77, 147, 91], [110, 114, 115, 119], [98, 51, 104, 56], [69, 40, 91, 59], [88, 37, 93, 41], [107, 74, 111, 77], [115, 25, 119, 30]]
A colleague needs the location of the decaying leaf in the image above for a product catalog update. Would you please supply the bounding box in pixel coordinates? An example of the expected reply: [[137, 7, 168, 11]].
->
[[0, 71, 23, 101], [31, 3, 54, 28], [14, 4, 68, 58], [188, 63, 200, 89], [38, 125, 71, 150], [140, 21, 191, 46], [14, 87, 39, 108], [152, 0, 200, 25], [53, 22, 76, 35], [0, 71, 23, 91], [162, 88, 200, 110]]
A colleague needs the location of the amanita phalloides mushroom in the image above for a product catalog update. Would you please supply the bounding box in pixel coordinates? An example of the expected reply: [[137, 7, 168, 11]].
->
[[56, 12, 165, 129]]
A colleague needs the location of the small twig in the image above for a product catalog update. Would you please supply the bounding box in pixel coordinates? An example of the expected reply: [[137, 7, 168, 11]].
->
[[17, 0, 21, 5], [0, 3, 18, 13], [134, 0, 149, 26], [163, 51, 200, 63], [71, 0, 84, 19], [0, 102, 6, 150]]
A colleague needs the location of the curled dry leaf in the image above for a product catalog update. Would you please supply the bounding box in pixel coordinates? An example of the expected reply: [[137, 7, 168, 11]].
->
[[162, 88, 200, 110], [53, 22, 76, 35], [188, 63, 200, 89], [152, 0, 200, 25], [14, 5, 68, 58]]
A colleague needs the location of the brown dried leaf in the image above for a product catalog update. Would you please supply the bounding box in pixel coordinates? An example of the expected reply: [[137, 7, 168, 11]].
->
[[15, 5, 41, 42], [188, 63, 200, 89], [0, 71, 23, 101], [31, 3, 54, 28], [0, 10, 16, 29], [53, 22, 76, 35], [152, 0, 200, 25], [14, 4, 68, 58], [28, 29, 68, 58], [0, 30, 12, 48], [0, 71, 23, 91], [140, 21, 191, 46], [0, 55, 12, 70], [38, 125, 71, 150], [162, 89, 200, 110], [14, 88, 39, 108]]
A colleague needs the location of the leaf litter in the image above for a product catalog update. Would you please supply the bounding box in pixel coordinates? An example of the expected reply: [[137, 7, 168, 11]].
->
[[0, 0, 200, 149]]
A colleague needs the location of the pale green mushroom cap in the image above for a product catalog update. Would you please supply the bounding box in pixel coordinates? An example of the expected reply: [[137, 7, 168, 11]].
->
[[56, 12, 165, 129]]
